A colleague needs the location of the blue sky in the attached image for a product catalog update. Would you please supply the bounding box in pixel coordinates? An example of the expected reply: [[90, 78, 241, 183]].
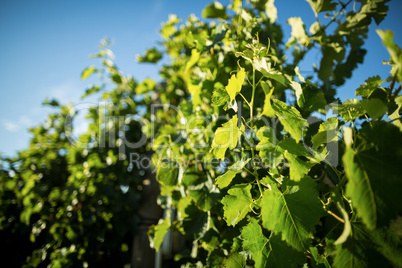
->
[[0, 0, 401, 157]]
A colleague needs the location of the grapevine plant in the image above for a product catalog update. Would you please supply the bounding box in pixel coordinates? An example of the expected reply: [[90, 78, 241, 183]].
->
[[0, 0, 401, 267], [145, 0, 402, 267]]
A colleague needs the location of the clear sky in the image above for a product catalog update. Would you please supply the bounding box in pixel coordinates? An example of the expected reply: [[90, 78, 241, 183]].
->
[[0, 0, 401, 157]]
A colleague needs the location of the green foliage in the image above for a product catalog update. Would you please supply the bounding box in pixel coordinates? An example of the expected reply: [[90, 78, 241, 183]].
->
[[143, 0, 402, 267], [1, 0, 402, 267], [0, 45, 147, 267]]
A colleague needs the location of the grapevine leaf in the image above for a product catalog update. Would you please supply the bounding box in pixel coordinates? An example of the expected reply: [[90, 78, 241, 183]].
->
[[225, 68, 246, 103], [221, 184, 253, 226], [295, 82, 327, 112], [389, 95, 402, 131], [343, 122, 402, 229], [149, 216, 171, 252], [256, 126, 284, 168], [287, 17, 309, 47], [156, 161, 179, 186], [188, 187, 219, 212], [202, 1, 229, 20], [222, 252, 246, 268], [253, 57, 286, 85], [361, 98, 387, 119], [182, 202, 210, 239], [136, 47, 162, 63], [185, 49, 201, 72], [81, 66, 96, 80], [215, 158, 250, 188], [355, 75, 384, 98], [266, 99, 308, 142], [207, 22, 228, 49], [311, 117, 339, 148], [332, 223, 393, 268], [189, 175, 219, 212], [306, 0, 337, 17], [211, 115, 242, 160], [241, 218, 305, 268], [136, 78, 156, 94], [371, 227, 402, 267], [241, 218, 270, 268], [261, 177, 325, 251], [310, 246, 331, 268], [284, 151, 314, 181], [265, 0, 277, 23], [212, 87, 230, 108], [377, 30, 402, 82], [278, 137, 311, 157], [332, 99, 365, 122], [343, 146, 377, 230], [262, 82, 275, 117]]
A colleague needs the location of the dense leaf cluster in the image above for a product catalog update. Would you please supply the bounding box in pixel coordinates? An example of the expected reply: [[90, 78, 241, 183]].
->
[[145, 0, 402, 267]]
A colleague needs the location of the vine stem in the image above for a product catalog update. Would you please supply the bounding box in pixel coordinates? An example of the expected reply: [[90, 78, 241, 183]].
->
[[319, 0, 353, 34], [249, 67, 263, 197], [250, 68, 256, 155], [327, 210, 345, 223]]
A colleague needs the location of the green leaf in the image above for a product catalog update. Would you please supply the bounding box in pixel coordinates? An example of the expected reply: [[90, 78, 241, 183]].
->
[[268, 99, 308, 142], [212, 87, 230, 108], [361, 98, 387, 119], [137, 47, 162, 63], [262, 82, 275, 117], [389, 95, 402, 131], [221, 184, 253, 226], [136, 78, 156, 94], [241, 218, 305, 268], [306, 0, 337, 17], [182, 202, 211, 239], [149, 216, 171, 252], [265, 0, 277, 23], [261, 177, 325, 251], [81, 66, 96, 80], [295, 82, 327, 112], [207, 22, 228, 49], [284, 151, 314, 181], [185, 49, 201, 72], [222, 252, 246, 268], [215, 158, 250, 188], [156, 161, 179, 186], [211, 115, 242, 160], [333, 223, 394, 268], [225, 68, 246, 103], [81, 85, 101, 99], [318, 43, 345, 82], [287, 17, 309, 47], [256, 126, 284, 168], [241, 218, 270, 268], [343, 146, 377, 230], [377, 30, 402, 82], [188, 188, 218, 212], [253, 57, 286, 85], [311, 117, 339, 148], [202, 1, 229, 20], [343, 122, 402, 229], [332, 99, 365, 122], [371, 227, 402, 267], [189, 175, 219, 212], [355, 76, 384, 97]]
